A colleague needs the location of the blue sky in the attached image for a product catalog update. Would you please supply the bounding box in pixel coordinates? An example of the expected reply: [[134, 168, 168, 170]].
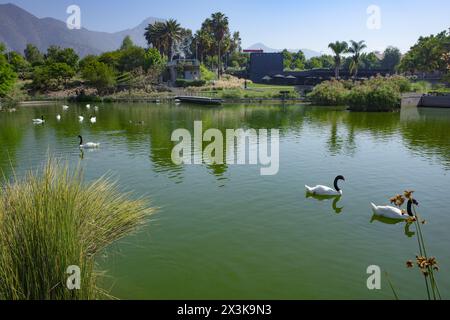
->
[[1, 0, 449, 53]]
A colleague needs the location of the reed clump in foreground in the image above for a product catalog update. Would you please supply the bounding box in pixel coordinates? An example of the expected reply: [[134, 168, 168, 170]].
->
[[0, 159, 153, 300]]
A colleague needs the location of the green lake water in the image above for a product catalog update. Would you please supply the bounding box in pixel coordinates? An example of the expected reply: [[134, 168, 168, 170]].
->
[[1, 102, 449, 299]]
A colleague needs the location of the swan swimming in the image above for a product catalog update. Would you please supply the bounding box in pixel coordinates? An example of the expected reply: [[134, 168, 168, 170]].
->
[[79, 116, 84, 122], [78, 135, 100, 149], [305, 175, 345, 196], [32, 115, 45, 124], [56, 114, 61, 121], [90, 116, 97, 123], [86, 104, 91, 109], [371, 199, 418, 220], [62, 105, 69, 110]]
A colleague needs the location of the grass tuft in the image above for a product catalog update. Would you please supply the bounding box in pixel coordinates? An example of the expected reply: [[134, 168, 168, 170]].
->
[[0, 158, 153, 300]]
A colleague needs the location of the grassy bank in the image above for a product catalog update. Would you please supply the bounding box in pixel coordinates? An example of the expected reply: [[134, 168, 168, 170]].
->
[[0, 158, 153, 300]]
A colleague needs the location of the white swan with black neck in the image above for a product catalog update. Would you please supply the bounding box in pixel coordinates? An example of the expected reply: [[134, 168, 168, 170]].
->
[[78, 135, 99, 149], [371, 199, 418, 220], [305, 175, 345, 196], [32, 115, 45, 124]]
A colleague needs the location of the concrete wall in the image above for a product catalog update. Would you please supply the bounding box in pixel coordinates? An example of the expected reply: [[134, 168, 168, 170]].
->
[[421, 95, 450, 108]]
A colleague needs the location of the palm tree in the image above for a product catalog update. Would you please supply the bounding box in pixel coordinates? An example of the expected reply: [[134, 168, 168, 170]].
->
[[348, 40, 367, 79], [162, 19, 183, 61], [210, 12, 229, 78], [328, 41, 348, 79], [145, 22, 165, 55], [145, 20, 183, 61]]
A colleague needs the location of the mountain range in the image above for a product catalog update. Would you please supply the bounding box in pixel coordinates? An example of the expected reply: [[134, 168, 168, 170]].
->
[[0, 3, 162, 56], [0, 3, 322, 59], [245, 43, 322, 59]]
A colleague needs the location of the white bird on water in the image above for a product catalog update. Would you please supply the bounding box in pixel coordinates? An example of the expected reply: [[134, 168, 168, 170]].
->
[[305, 175, 345, 196], [79, 116, 84, 122], [78, 135, 100, 149], [62, 105, 69, 110], [86, 104, 91, 109], [90, 116, 97, 124], [371, 199, 418, 220], [32, 115, 45, 124], [56, 114, 61, 121]]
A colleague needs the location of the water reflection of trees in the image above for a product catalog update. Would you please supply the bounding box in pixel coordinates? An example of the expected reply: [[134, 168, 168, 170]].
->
[[2, 104, 450, 184], [400, 108, 450, 169], [0, 112, 26, 176]]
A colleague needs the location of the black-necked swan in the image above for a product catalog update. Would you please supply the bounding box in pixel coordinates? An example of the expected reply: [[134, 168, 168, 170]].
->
[[305, 175, 345, 196], [371, 199, 418, 220], [32, 115, 45, 124], [78, 135, 99, 149]]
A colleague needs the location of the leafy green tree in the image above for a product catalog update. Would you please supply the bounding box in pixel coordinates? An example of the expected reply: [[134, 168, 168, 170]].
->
[[144, 48, 164, 70], [7, 51, 31, 78], [399, 30, 449, 74], [228, 51, 248, 69], [292, 50, 306, 70], [81, 59, 116, 94], [381, 46, 402, 72], [121, 36, 135, 50], [306, 57, 323, 69], [328, 41, 349, 79], [24, 44, 44, 66], [282, 49, 293, 70], [98, 51, 122, 70], [118, 46, 147, 72], [318, 55, 334, 69], [45, 46, 79, 69], [360, 52, 381, 70], [0, 52, 17, 97], [230, 31, 242, 53], [348, 40, 367, 78], [32, 62, 75, 91]]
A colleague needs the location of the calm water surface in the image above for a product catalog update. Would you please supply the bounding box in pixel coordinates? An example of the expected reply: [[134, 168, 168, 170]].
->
[[1, 103, 449, 299]]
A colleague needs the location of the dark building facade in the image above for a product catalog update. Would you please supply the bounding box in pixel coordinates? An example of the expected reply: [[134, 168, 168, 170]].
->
[[248, 53, 284, 83], [248, 52, 392, 85]]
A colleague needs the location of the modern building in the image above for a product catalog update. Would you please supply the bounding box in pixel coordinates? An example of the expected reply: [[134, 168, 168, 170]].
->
[[248, 52, 391, 85]]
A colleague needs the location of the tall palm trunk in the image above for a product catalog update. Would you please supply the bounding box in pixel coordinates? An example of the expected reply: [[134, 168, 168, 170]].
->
[[335, 62, 340, 79], [217, 41, 221, 79]]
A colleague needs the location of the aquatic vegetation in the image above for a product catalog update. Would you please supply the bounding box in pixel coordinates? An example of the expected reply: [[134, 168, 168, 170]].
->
[[388, 190, 442, 300], [307, 79, 350, 106], [308, 76, 411, 111], [0, 158, 153, 300]]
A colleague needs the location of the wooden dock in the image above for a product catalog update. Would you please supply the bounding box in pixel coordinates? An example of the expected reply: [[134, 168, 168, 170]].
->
[[175, 96, 223, 106]]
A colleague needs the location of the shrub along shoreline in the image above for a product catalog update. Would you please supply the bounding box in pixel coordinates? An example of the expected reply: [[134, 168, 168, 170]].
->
[[307, 76, 412, 111]]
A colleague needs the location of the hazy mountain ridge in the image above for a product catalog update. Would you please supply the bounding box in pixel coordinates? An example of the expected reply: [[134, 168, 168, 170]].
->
[[0, 3, 162, 56], [246, 43, 322, 59]]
